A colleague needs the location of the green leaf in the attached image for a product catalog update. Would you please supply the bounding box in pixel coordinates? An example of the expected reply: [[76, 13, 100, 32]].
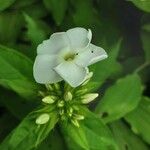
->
[[91, 39, 122, 89], [110, 120, 149, 150], [0, 87, 37, 119], [37, 130, 66, 150], [0, 111, 58, 150], [128, 0, 150, 13], [12, 0, 37, 8], [95, 73, 142, 123], [43, 0, 68, 25], [125, 96, 150, 144], [0, 45, 39, 99], [0, 113, 18, 142], [141, 23, 150, 62], [23, 3, 48, 19], [24, 13, 47, 46], [62, 108, 118, 150], [71, 0, 99, 27], [0, 12, 23, 44], [0, 0, 16, 11]]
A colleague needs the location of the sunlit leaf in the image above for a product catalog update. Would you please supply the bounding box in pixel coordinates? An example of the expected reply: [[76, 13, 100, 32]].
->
[[95, 74, 142, 123], [125, 96, 150, 144], [110, 120, 149, 150], [62, 108, 118, 150], [0, 111, 58, 150]]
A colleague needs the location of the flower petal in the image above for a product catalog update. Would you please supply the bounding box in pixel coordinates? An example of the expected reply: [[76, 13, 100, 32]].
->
[[54, 62, 88, 87], [66, 27, 92, 49], [75, 44, 108, 67], [33, 55, 62, 84], [37, 32, 70, 55]]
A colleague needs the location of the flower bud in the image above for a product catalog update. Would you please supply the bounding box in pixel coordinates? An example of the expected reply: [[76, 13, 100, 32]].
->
[[71, 119, 79, 127], [74, 114, 84, 120], [82, 72, 93, 86], [59, 109, 64, 115], [64, 91, 73, 101], [81, 93, 98, 104], [76, 89, 88, 95], [54, 83, 60, 90], [45, 84, 53, 91], [67, 107, 73, 117], [57, 100, 64, 107], [36, 113, 50, 125], [42, 96, 56, 104]]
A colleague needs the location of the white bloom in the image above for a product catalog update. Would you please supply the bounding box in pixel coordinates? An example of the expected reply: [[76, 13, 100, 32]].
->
[[33, 27, 108, 87]]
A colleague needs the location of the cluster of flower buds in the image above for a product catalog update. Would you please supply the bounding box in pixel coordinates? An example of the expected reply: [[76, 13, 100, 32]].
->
[[35, 72, 98, 127]]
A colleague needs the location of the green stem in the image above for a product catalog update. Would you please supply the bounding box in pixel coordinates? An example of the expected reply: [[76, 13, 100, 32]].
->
[[134, 61, 150, 73]]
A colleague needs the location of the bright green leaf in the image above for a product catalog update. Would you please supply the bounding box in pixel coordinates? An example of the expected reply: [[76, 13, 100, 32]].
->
[[0, 111, 58, 150], [95, 74, 142, 123], [43, 0, 68, 25], [0, 0, 16, 11], [110, 120, 149, 150], [0, 45, 39, 99], [128, 0, 150, 13], [125, 96, 150, 144]]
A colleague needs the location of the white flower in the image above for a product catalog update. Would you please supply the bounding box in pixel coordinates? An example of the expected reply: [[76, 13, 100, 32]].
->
[[33, 27, 108, 87]]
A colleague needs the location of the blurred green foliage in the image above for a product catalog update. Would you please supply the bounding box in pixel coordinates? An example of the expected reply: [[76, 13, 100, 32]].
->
[[0, 0, 150, 150]]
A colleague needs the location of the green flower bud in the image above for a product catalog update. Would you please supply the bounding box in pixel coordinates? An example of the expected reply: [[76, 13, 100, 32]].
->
[[67, 107, 73, 117], [59, 109, 64, 115], [45, 84, 53, 91], [57, 100, 65, 107], [74, 114, 84, 120], [81, 93, 98, 104], [82, 72, 93, 86], [71, 119, 79, 127], [36, 113, 50, 125], [76, 89, 88, 95], [54, 83, 60, 90], [42, 96, 56, 104], [64, 91, 73, 101]]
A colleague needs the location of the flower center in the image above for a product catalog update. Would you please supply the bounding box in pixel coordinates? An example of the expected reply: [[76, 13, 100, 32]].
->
[[64, 52, 76, 61]]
